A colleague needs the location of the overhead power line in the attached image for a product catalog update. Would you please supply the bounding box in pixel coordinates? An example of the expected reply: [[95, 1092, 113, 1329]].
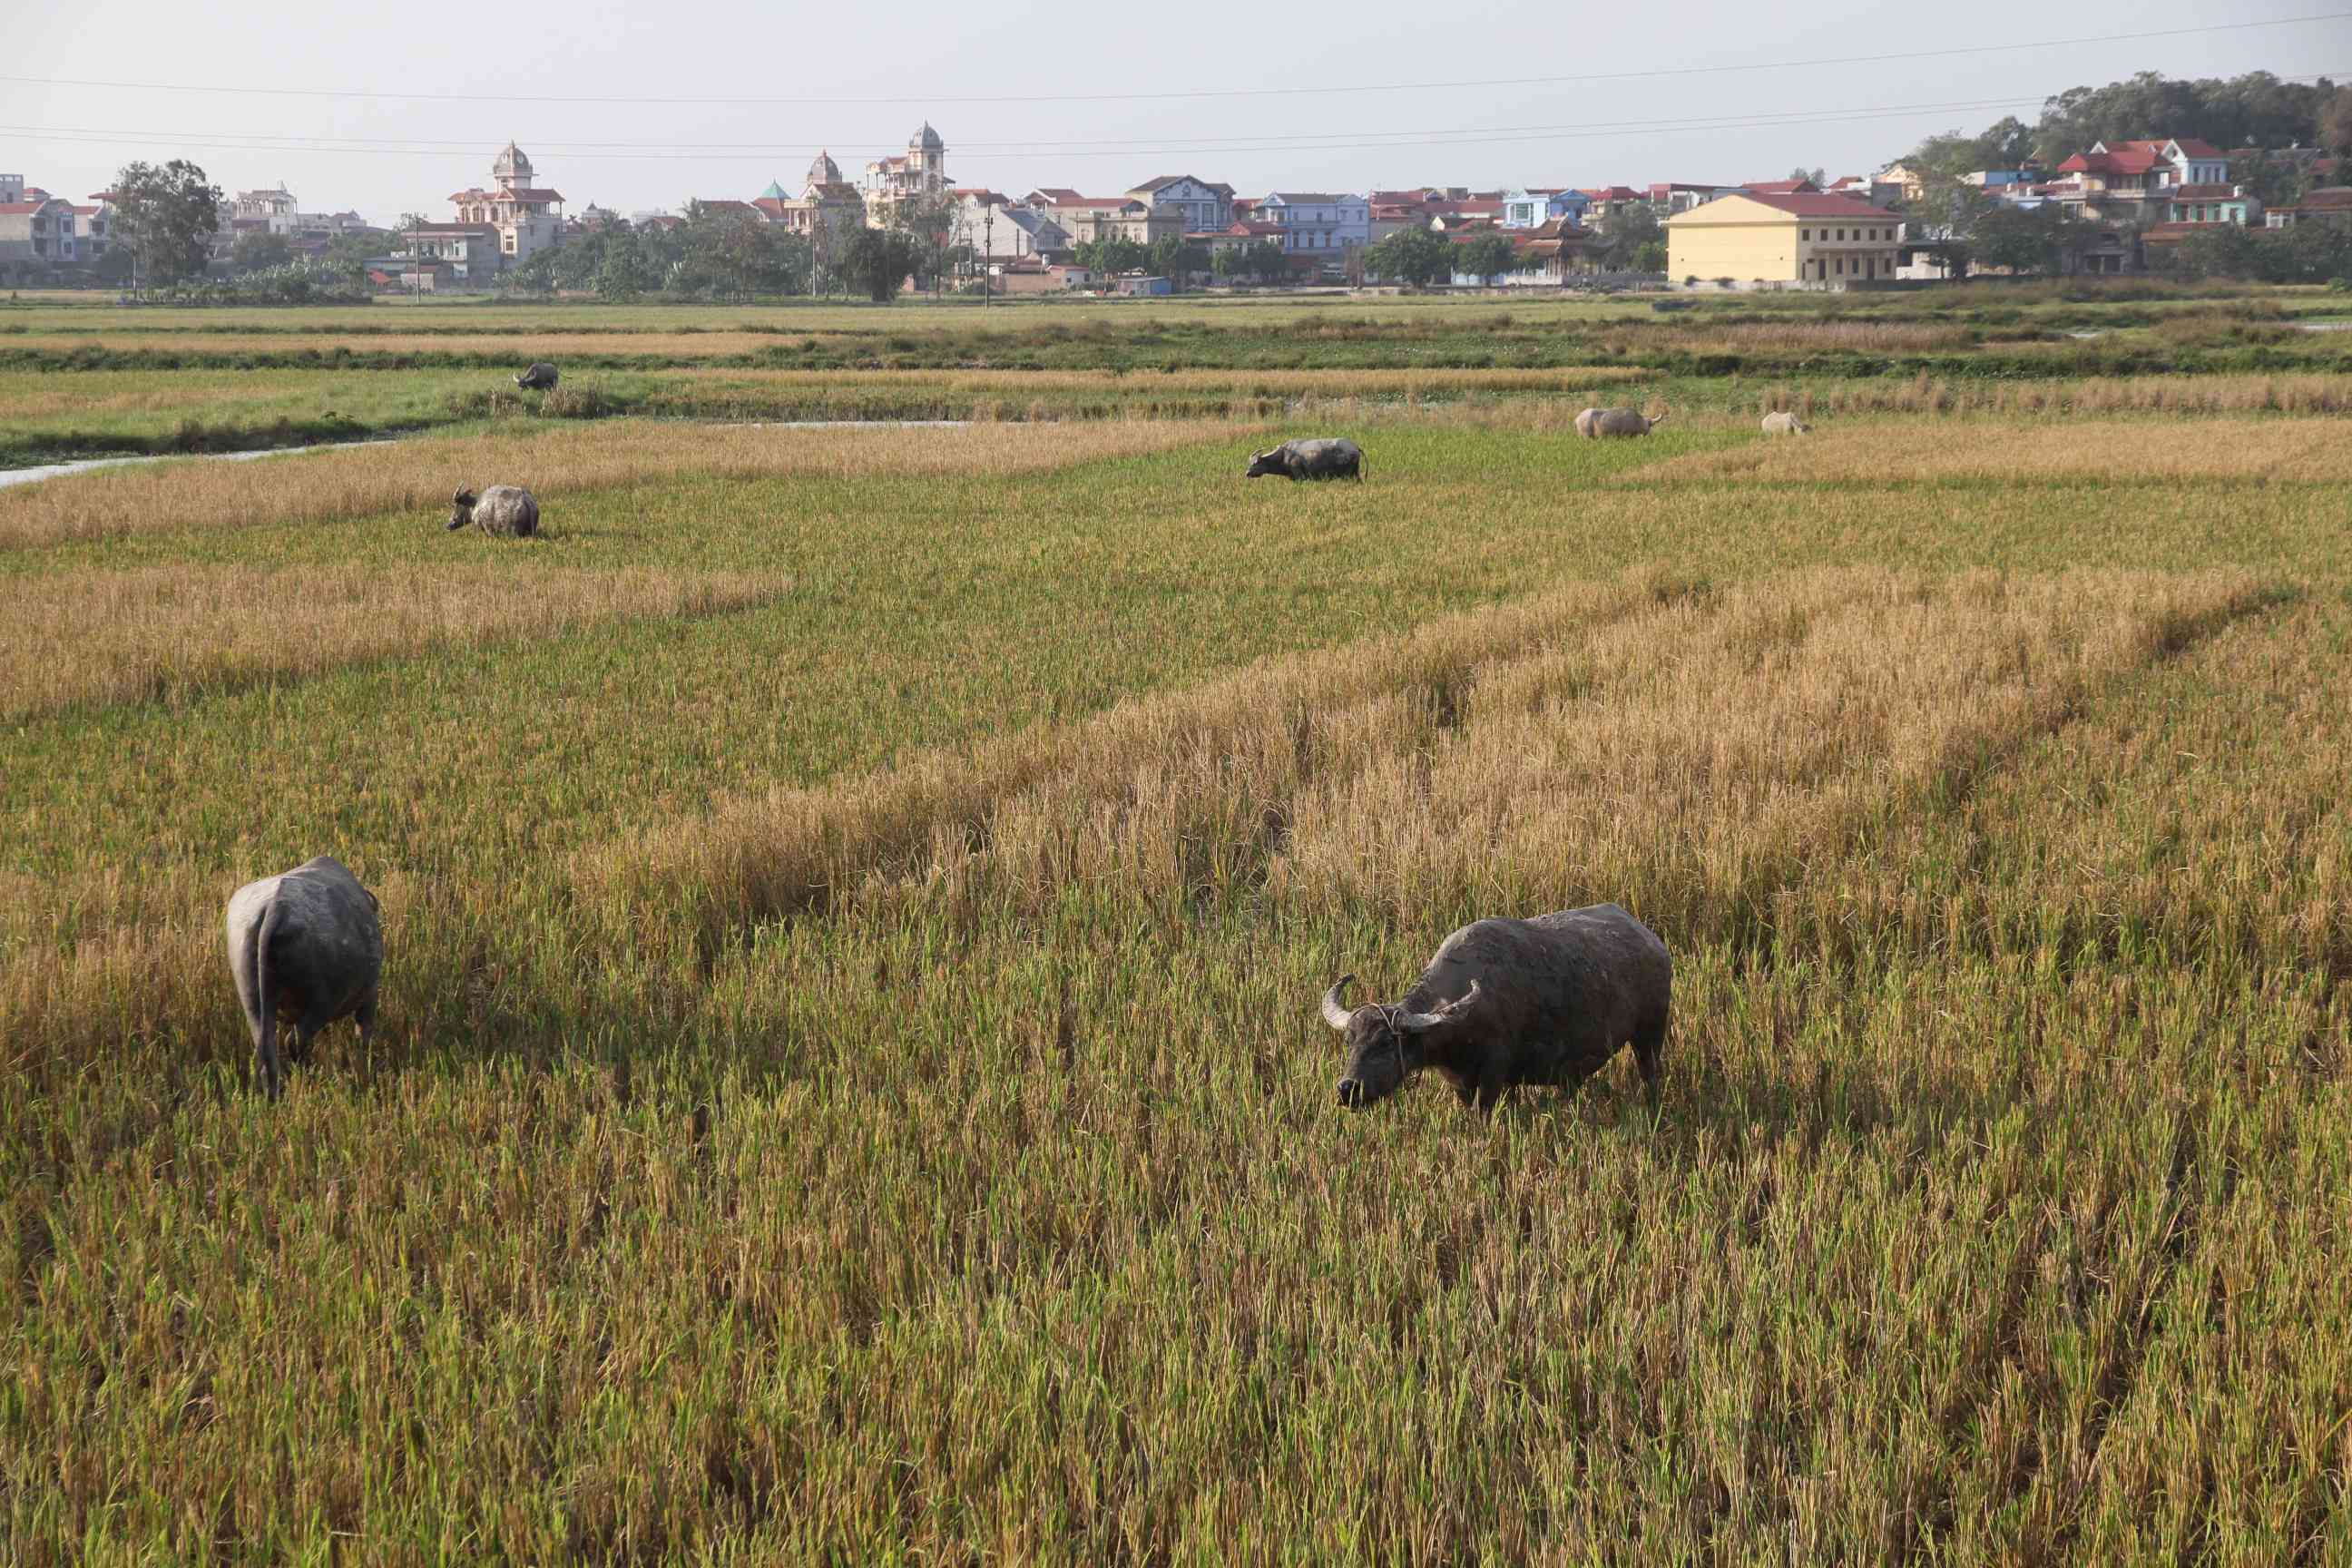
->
[[0, 15, 2342, 107], [7, 74, 2344, 167], [0, 96, 2074, 157]]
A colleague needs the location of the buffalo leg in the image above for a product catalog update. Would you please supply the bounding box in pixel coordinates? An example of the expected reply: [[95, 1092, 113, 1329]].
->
[[1632, 1018, 1667, 1102], [255, 1018, 284, 1102]]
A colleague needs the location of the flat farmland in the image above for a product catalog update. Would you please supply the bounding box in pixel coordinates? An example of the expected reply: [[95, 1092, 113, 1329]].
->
[[2, 289, 2349, 1563]]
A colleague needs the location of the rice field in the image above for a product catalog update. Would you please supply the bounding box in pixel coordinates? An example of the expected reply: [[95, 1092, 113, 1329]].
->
[[3, 292, 2349, 1562]]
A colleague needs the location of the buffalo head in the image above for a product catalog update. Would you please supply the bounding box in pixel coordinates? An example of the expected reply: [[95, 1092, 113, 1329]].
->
[[1321, 975, 1481, 1110], [1244, 449, 1283, 479], [446, 488, 476, 531]]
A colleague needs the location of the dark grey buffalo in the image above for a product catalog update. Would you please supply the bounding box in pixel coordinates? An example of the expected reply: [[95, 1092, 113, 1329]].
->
[[225, 856, 383, 1100], [1321, 903, 1670, 1114], [1246, 437, 1366, 482], [446, 485, 541, 537], [514, 361, 559, 391]]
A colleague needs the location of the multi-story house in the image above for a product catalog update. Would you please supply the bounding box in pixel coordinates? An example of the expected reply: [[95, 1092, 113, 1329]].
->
[[2049, 137, 2227, 219], [753, 153, 867, 265], [444, 143, 565, 267], [1124, 175, 1233, 232], [2141, 181, 2265, 261], [1501, 189, 1591, 228], [951, 191, 1068, 263], [226, 185, 299, 235], [1259, 193, 1370, 260], [396, 225, 501, 288], [0, 194, 75, 269], [864, 124, 948, 223], [68, 201, 112, 262]]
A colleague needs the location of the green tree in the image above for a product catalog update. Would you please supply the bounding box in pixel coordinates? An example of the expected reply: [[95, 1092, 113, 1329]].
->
[[1364, 226, 1453, 286], [1147, 234, 1209, 291], [230, 230, 292, 274], [1631, 240, 1668, 272], [595, 230, 654, 301], [1456, 232, 1518, 285], [1788, 166, 1827, 187], [110, 159, 222, 286], [1073, 236, 1150, 275], [838, 227, 923, 302], [2321, 86, 2352, 162]]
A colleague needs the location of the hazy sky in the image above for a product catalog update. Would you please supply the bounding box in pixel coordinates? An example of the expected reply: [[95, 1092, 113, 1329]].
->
[[8, 0, 2346, 223]]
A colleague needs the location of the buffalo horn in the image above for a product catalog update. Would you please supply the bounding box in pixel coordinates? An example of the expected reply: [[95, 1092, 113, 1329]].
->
[[1320, 975, 1357, 1030], [1395, 978, 1481, 1033]]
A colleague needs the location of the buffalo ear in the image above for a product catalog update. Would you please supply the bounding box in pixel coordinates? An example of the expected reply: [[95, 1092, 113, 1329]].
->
[[453, 488, 475, 505]]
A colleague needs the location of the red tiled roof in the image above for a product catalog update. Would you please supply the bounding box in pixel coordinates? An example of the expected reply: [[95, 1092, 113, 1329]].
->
[[2059, 148, 2160, 176], [1700, 191, 1896, 219], [1742, 179, 1818, 194], [1585, 185, 1645, 201], [2167, 137, 2224, 158], [698, 199, 755, 213], [0, 201, 55, 215], [2169, 183, 2240, 199]]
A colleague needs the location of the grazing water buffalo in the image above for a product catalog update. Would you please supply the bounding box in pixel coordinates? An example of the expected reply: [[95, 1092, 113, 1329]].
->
[[1573, 407, 1669, 439], [225, 856, 382, 1100], [1760, 411, 1811, 435], [446, 485, 541, 537], [1246, 437, 1366, 482], [1321, 903, 1671, 1115], [514, 362, 559, 391]]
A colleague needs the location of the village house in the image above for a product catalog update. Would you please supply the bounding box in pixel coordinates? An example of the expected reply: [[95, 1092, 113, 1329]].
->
[[1259, 192, 1371, 260], [1501, 189, 1590, 228], [0, 193, 75, 270], [951, 190, 1069, 265], [225, 185, 299, 235], [864, 124, 948, 224], [751, 153, 867, 268], [396, 225, 501, 289], [441, 143, 565, 267], [2048, 136, 2227, 223], [1666, 191, 1901, 288], [1125, 175, 1234, 233]]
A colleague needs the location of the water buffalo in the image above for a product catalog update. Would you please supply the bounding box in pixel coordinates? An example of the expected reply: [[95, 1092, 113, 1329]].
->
[[514, 362, 559, 391], [225, 856, 383, 1100], [1574, 407, 1669, 439], [1760, 411, 1811, 435], [1246, 437, 1366, 482], [1321, 903, 1671, 1114], [446, 485, 541, 537]]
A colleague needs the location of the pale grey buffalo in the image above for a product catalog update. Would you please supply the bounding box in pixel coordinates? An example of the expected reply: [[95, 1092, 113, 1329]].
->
[[225, 856, 383, 1100], [1321, 903, 1671, 1115], [446, 485, 541, 537], [1246, 437, 1366, 482], [514, 362, 559, 391], [1573, 407, 1670, 439], [1760, 411, 1811, 435]]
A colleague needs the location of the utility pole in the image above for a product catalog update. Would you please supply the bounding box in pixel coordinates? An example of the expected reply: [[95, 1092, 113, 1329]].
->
[[983, 201, 995, 309]]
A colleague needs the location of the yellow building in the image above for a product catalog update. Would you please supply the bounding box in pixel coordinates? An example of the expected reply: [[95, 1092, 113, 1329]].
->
[[1665, 192, 1901, 288]]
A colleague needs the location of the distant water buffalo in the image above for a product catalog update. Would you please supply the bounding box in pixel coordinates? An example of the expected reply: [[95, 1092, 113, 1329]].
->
[[1574, 407, 1669, 438], [1246, 437, 1366, 482], [447, 485, 540, 537], [1760, 411, 1811, 435], [225, 856, 382, 1100], [514, 362, 559, 391], [1322, 903, 1671, 1115]]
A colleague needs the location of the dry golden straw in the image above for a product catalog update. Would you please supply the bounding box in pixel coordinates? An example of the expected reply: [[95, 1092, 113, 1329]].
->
[[0, 418, 1232, 549], [0, 564, 791, 720]]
